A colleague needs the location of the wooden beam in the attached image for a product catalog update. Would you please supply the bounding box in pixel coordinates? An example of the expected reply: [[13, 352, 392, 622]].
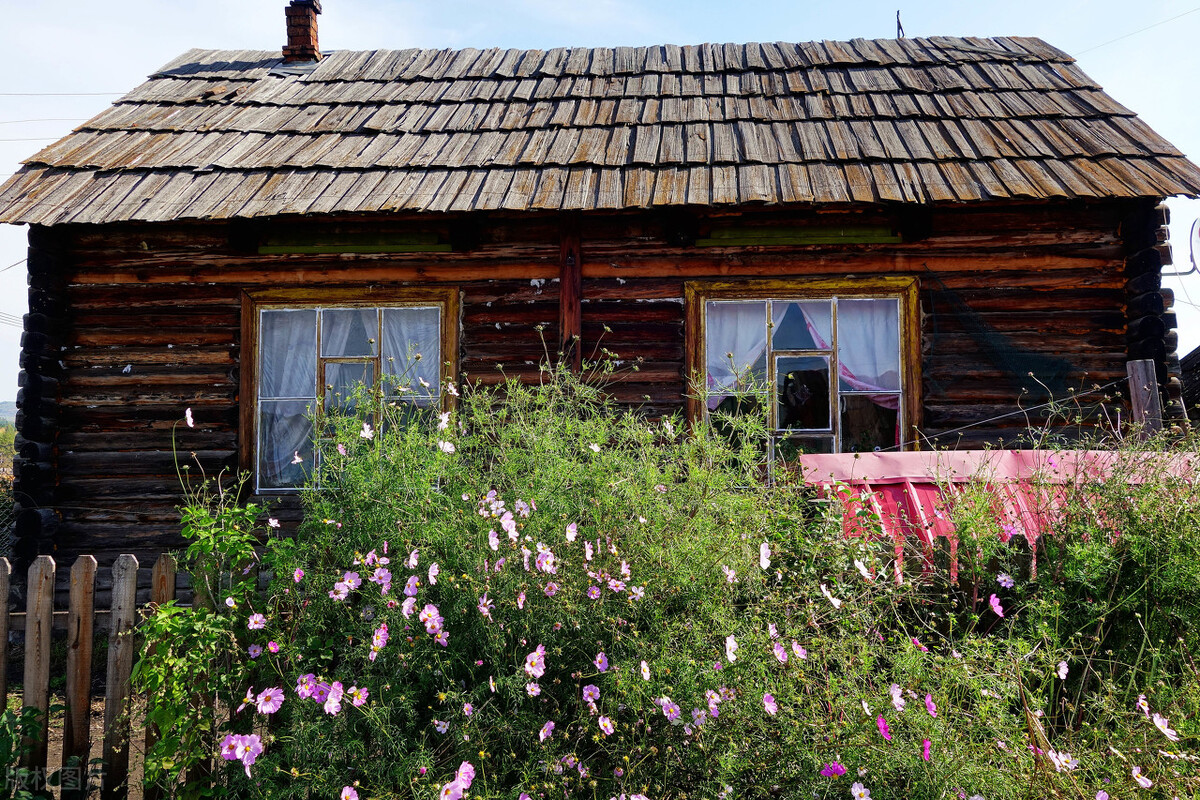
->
[[1127, 359, 1163, 437], [21, 555, 55, 779], [559, 223, 582, 370]]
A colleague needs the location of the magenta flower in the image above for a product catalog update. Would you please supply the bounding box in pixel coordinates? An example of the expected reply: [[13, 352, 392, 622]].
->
[[247, 614, 266, 630], [256, 687, 285, 714], [663, 700, 681, 721], [267, 641, 280, 654], [348, 686, 369, 707], [463, 702, 474, 717], [912, 637, 928, 652], [1057, 661, 1069, 680], [248, 644, 262, 659], [434, 630, 449, 647], [819, 762, 847, 777], [792, 640, 807, 659], [526, 682, 541, 697], [587, 586, 601, 599], [456, 761, 475, 789], [989, 593, 1005, 617], [544, 582, 559, 597], [876, 715, 892, 742], [773, 642, 788, 663], [925, 694, 937, 718], [343, 571, 362, 590], [922, 739, 932, 761], [404, 575, 420, 597], [293, 568, 304, 583], [478, 593, 494, 620], [428, 562, 439, 585], [517, 590, 526, 610], [583, 684, 600, 702], [324, 681, 345, 715], [599, 715, 615, 735], [763, 694, 778, 716], [401, 596, 417, 618], [295, 674, 317, 699], [594, 652, 609, 672], [340, 788, 358, 800], [539, 721, 555, 742]]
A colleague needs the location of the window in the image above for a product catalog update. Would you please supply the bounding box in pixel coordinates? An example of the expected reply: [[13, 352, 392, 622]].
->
[[687, 279, 918, 455], [243, 289, 458, 492]]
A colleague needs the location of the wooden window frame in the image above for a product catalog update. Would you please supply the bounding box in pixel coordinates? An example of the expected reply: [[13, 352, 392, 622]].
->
[[684, 277, 921, 451], [239, 286, 461, 490]]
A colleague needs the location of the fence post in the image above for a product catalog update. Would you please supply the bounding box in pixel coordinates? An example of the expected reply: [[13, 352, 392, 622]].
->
[[1127, 359, 1164, 437], [21, 555, 55, 779], [0, 557, 10, 706], [143, 554, 177, 800], [101, 554, 139, 800], [63, 555, 97, 800]]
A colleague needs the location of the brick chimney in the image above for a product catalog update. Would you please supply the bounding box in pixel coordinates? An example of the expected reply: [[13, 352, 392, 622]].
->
[[283, 0, 322, 63]]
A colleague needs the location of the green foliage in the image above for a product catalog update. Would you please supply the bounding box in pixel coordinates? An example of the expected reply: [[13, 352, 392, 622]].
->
[[137, 370, 1199, 800]]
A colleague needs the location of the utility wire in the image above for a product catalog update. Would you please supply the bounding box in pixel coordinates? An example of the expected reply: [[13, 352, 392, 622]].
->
[[0, 259, 27, 273], [0, 137, 61, 142], [0, 119, 85, 126], [1073, 5, 1200, 55], [0, 92, 123, 97]]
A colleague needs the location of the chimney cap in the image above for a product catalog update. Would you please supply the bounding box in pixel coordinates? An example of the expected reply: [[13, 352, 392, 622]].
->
[[291, 0, 322, 10]]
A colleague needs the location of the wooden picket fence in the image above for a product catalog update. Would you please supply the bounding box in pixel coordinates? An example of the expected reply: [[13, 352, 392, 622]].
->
[[2, 552, 178, 800]]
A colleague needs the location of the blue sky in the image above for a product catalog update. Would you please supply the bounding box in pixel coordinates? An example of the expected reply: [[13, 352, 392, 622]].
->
[[2, 0, 1199, 402]]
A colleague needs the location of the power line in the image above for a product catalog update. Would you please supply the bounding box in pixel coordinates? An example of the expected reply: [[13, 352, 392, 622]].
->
[[0, 137, 61, 143], [0, 119, 85, 126], [0, 259, 26, 273], [1073, 5, 1200, 56], [0, 92, 123, 97]]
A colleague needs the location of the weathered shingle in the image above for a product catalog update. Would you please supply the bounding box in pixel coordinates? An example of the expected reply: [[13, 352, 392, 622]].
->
[[2, 35, 1199, 224]]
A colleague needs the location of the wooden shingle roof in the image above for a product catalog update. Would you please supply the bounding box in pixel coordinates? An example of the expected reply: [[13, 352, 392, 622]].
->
[[3, 36, 1200, 225]]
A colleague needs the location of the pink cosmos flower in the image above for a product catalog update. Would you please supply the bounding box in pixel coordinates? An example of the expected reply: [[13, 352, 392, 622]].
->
[[439, 781, 463, 800], [922, 739, 932, 761], [641, 660, 651, 680], [267, 641, 279, 654], [404, 575, 420, 597], [583, 684, 600, 702], [428, 562, 439, 585], [293, 568, 304, 583], [763, 694, 778, 715], [1057, 661, 1069, 680], [438, 440, 456, 453], [607, 578, 626, 593], [989, 593, 1005, 617], [324, 681, 344, 715], [566, 522, 577, 541], [295, 674, 317, 699], [1096, 792, 1109, 800], [463, 703, 474, 717], [478, 593, 494, 620], [433, 719, 449, 734], [594, 652, 609, 672], [587, 586, 601, 599], [401, 596, 417, 618], [759, 542, 771, 569], [343, 571, 362, 590], [773, 642, 788, 664], [629, 585, 645, 601], [434, 630, 449, 647], [768, 622, 779, 639], [517, 590, 526, 610], [236, 686, 255, 713], [925, 694, 937, 718], [792, 640, 807, 659], [997, 572, 1015, 588], [544, 582, 559, 597], [1132, 767, 1152, 788], [256, 687, 285, 714], [663, 700, 682, 721], [525, 645, 547, 678], [722, 565, 736, 582], [850, 783, 871, 800], [819, 762, 847, 777], [359, 422, 374, 440], [456, 761, 475, 789], [526, 682, 541, 697], [876, 715, 892, 741], [488, 530, 500, 551], [248, 644, 263, 658], [489, 676, 496, 692], [1136, 694, 1150, 716], [341, 788, 358, 800], [584, 541, 594, 561], [247, 614, 266, 630], [348, 686, 369, 707], [889, 684, 906, 712], [329, 582, 350, 601], [912, 637, 928, 652], [539, 721, 555, 742], [337, 443, 347, 456], [1152, 712, 1180, 742], [599, 716, 615, 735], [184, 408, 194, 428], [725, 635, 738, 663]]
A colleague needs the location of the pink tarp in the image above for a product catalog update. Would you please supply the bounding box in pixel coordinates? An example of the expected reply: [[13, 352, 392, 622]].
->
[[796, 450, 1196, 581]]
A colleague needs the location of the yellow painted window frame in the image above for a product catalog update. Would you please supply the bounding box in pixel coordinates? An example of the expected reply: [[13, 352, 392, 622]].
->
[[239, 286, 461, 488], [684, 277, 921, 451]]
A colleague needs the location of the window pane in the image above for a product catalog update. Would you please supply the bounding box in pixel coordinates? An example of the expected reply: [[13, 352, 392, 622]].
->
[[259, 400, 314, 490], [776, 355, 831, 430], [705, 301, 767, 409], [322, 309, 379, 357], [837, 299, 900, 392], [382, 307, 441, 397], [772, 301, 831, 350], [260, 309, 316, 398], [840, 395, 900, 452], [776, 436, 834, 459], [324, 361, 376, 413]]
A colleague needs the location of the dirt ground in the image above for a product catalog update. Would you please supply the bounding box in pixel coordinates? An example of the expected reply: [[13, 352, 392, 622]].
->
[[8, 691, 145, 799]]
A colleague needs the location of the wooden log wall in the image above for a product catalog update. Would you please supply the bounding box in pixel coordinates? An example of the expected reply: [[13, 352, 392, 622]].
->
[[13, 198, 1165, 569]]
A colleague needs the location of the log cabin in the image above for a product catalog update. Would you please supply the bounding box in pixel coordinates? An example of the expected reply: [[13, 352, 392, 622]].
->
[[2, 0, 1200, 590]]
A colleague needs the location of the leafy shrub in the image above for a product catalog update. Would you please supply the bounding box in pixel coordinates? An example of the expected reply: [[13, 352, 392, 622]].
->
[[136, 369, 1198, 800]]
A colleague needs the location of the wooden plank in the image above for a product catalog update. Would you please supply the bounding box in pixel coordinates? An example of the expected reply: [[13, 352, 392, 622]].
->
[[560, 224, 583, 370], [0, 558, 9, 706], [143, 554, 177, 800], [21, 555, 56, 778], [63, 555, 97, 800], [102, 554, 139, 800], [1127, 359, 1163, 437]]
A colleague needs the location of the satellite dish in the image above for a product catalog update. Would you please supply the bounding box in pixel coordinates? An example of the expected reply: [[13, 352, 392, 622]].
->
[[1191, 218, 1200, 273]]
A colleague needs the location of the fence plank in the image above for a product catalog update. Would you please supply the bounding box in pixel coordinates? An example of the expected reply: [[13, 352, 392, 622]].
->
[[20, 555, 56, 778], [0, 557, 10, 706], [1127, 358, 1164, 436], [143, 554, 177, 800], [63, 555, 97, 800], [101, 554, 139, 800]]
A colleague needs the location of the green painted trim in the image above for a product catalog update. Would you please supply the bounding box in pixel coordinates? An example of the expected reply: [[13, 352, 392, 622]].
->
[[696, 225, 901, 247]]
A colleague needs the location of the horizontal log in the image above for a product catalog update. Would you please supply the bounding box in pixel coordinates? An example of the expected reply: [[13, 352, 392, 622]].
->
[[61, 346, 238, 368], [58, 449, 235, 475], [61, 371, 236, 389], [68, 329, 236, 347], [69, 262, 560, 286]]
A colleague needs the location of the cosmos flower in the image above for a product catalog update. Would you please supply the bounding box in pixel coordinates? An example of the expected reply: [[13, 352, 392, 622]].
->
[[566, 522, 577, 541], [428, 562, 439, 585], [997, 572, 1015, 588], [759, 542, 771, 569], [348, 686, 369, 707], [989, 593, 1005, 617], [525, 645, 547, 678], [722, 565, 736, 582], [1152, 712, 1180, 742], [539, 721, 555, 742], [247, 614, 266, 630], [925, 694, 937, 718], [184, 408, 194, 428], [763, 694, 778, 715], [792, 641, 807, 660], [587, 586, 601, 599], [594, 652, 609, 672], [820, 583, 843, 609], [889, 684, 906, 712], [877, 715, 892, 741], [1136, 694, 1150, 716], [599, 716, 615, 735], [725, 635, 738, 663], [526, 682, 541, 697], [359, 422, 374, 440], [544, 582, 559, 597], [293, 568, 304, 583], [341, 788, 358, 800], [641, 660, 651, 680], [1057, 661, 1069, 680], [922, 739, 932, 762], [247, 644, 262, 658], [850, 783, 871, 800], [1132, 767, 1152, 788], [583, 684, 600, 702], [819, 762, 847, 777], [438, 441, 456, 453], [854, 559, 872, 580]]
